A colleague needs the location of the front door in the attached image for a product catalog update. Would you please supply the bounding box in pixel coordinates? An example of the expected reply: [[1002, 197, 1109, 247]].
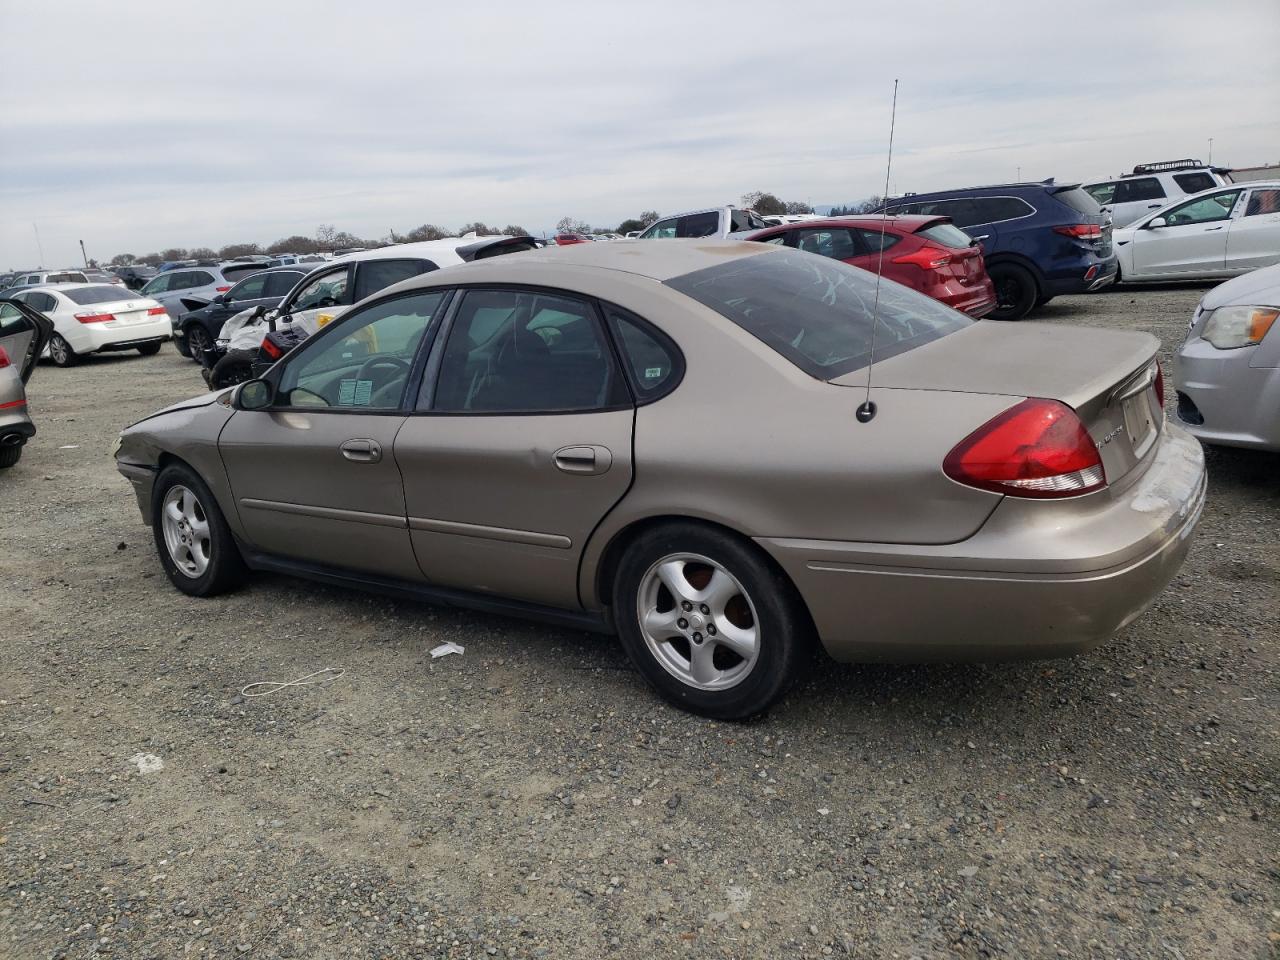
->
[[1131, 188, 1242, 277], [218, 290, 448, 580], [1225, 186, 1280, 273], [0, 299, 52, 382], [396, 287, 635, 610]]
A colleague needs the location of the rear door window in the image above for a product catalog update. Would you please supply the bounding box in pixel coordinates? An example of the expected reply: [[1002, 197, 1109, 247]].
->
[[1113, 178, 1166, 203], [1244, 188, 1280, 216], [265, 271, 305, 297], [666, 249, 972, 380], [676, 212, 720, 238], [970, 197, 1034, 224], [430, 289, 626, 413], [793, 228, 859, 259], [227, 273, 268, 301], [353, 258, 436, 301], [1173, 172, 1216, 194]]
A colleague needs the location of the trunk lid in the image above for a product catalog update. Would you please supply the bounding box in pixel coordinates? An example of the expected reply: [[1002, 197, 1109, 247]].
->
[[831, 321, 1163, 484]]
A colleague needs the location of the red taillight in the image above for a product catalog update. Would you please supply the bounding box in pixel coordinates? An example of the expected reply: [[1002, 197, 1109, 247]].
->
[[891, 245, 952, 270], [75, 311, 115, 324], [0, 346, 9, 368], [215, 285, 232, 293], [1154, 361, 1165, 410], [1053, 224, 1103, 240], [944, 398, 1106, 498], [260, 336, 283, 360], [147, 306, 166, 316], [0, 398, 26, 410]]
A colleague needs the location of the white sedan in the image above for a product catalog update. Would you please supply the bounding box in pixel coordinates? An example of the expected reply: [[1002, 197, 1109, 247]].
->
[[10, 284, 171, 366], [1113, 180, 1280, 282]]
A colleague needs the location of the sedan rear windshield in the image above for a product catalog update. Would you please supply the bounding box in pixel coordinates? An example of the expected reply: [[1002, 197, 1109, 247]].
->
[[916, 222, 974, 249], [63, 286, 134, 305], [665, 250, 972, 380]]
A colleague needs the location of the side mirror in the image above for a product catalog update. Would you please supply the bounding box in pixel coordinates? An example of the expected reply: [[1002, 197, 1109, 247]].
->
[[233, 378, 274, 410], [1147, 217, 1167, 229]]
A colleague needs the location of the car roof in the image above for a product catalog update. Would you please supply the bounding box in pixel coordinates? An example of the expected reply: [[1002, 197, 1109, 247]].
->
[[887, 181, 1082, 201], [420, 238, 772, 283], [326, 236, 518, 267]]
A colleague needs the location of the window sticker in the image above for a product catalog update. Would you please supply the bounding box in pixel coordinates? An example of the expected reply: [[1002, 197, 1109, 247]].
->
[[338, 379, 374, 406], [644, 366, 664, 379]]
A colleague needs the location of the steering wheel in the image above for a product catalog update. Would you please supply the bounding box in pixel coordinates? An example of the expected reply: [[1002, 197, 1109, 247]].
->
[[355, 355, 411, 383]]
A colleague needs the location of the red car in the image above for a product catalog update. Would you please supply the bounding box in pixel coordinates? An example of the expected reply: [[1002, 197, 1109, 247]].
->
[[739, 216, 997, 317], [552, 233, 592, 246]]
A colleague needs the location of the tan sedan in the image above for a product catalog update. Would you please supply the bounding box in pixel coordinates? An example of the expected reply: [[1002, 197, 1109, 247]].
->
[[116, 241, 1206, 718]]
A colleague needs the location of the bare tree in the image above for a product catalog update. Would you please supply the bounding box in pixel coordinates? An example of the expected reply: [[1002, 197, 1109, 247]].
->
[[638, 211, 660, 227], [406, 224, 449, 242], [458, 222, 495, 236], [218, 243, 259, 259], [160, 248, 189, 262], [501, 225, 530, 237], [740, 191, 785, 215], [555, 216, 591, 235], [109, 253, 134, 266]]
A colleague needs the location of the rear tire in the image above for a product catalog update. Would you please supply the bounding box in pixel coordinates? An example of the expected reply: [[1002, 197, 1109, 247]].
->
[[151, 463, 246, 597], [612, 523, 809, 720], [0, 444, 22, 469], [209, 350, 254, 389], [48, 333, 79, 367], [137, 342, 163, 356], [988, 263, 1038, 321]]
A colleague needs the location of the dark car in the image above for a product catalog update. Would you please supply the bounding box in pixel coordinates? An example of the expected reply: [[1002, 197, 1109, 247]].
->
[[733, 216, 997, 317], [873, 180, 1117, 320], [113, 265, 158, 291], [171, 265, 307, 362]]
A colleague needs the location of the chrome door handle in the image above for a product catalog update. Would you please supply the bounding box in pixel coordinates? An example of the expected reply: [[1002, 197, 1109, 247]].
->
[[1204, 225, 1224, 231], [340, 438, 382, 463], [554, 445, 612, 476]]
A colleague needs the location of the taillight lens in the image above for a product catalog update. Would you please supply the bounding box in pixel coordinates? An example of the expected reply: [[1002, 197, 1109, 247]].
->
[[1153, 361, 1165, 410], [0, 346, 9, 368], [215, 285, 232, 293], [1053, 224, 1103, 240], [891, 246, 952, 270], [944, 398, 1106, 498], [75, 311, 115, 324], [260, 336, 284, 360], [147, 306, 167, 316]]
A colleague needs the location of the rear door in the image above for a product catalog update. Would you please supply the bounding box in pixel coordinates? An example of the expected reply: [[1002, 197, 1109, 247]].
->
[[396, 287, 634, 609], [1131, 188, 1242, 277], [1225, 186, 1280, 272], [1110, 176, 1167, 227], [0, 299, 52, 383]]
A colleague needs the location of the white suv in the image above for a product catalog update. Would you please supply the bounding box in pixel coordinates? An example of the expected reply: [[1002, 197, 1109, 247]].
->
[[638, 206, 773, 239], [1084, 160, 1231, 227]]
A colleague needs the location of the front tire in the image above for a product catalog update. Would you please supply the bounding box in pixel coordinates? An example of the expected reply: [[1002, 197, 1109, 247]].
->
[[988, 263, 1038, 321], [184, 325, 212, 364], [612, 523, 809, 719], [48, 333, 79, 367], [209, 350, 253, 389], [151, 463, 246, 597]]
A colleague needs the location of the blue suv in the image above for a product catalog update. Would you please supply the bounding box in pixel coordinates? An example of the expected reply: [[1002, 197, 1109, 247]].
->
[[874, 180, 1117, 320]]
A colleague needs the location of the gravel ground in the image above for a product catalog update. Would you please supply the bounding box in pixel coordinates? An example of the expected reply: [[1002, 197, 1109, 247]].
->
[[2, 284, 1277, 960]]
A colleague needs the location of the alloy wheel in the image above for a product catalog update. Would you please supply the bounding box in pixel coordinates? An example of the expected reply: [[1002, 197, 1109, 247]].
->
[[49, 335, 70, 365], [636, 552, 760, 691], [161, 484, 211, 578]]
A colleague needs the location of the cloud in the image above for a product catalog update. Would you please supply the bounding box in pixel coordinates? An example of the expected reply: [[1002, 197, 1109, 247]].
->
[[1, 0, 1277, 266]]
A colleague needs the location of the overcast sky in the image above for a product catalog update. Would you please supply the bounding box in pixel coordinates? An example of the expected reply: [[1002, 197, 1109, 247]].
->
[[1, 0, 1277, 267]]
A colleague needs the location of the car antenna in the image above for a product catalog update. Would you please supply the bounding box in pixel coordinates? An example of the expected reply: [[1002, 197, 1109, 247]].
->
[[857, 78, 899, 425]]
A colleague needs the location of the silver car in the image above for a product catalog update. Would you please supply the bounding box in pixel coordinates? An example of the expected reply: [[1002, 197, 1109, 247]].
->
[[0, 298, 52, 468], [116, 241, 1206, 719], [1173, 263, 1280, 450], [139, 263, 268, 322]]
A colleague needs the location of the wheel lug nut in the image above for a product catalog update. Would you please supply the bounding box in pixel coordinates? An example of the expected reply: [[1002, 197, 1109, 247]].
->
[[677, 618, 688, 630], [692, 632, 703, 643], [707, 624, 716, 636], [681, 601, 692, 612], [699, 604, 710, 615]]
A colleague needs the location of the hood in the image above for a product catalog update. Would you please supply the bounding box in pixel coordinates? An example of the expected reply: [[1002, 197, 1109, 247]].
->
[[128, 389, 226, 427], [1199, 262, 1280, 311]]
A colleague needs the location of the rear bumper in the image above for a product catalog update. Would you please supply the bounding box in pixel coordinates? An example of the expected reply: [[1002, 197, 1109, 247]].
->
[[759, 424, 1206, 662], [69, 317, 172, 354], [0, 408, 35, 443], [1045, 254, 1118, 296]]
